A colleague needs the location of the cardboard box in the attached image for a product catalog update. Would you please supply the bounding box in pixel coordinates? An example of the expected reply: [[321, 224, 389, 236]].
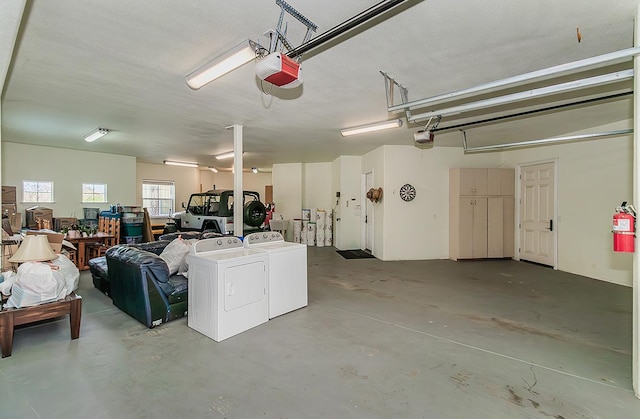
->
[[2, 186, 16, 204], [54, 217, 77, 232], [25, 206, 53, 229]]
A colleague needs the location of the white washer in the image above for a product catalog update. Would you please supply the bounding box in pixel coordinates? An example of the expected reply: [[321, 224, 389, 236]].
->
[[187, 237, 269, 342], [244, 232, 307, 318]]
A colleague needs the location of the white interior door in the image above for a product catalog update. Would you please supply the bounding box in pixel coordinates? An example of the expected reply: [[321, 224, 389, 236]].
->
[[365, 171, 374, 251], [519, 162, 557, 267]]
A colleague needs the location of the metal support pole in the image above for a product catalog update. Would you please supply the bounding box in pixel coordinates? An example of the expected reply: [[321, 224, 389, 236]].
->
[[226, 125, 244, 238]]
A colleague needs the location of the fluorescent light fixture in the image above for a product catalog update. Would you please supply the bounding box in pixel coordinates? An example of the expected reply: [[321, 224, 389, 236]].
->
[[208, 166, 219, 173], [251, 167, 258, 173], [340, 119, 403, 137], [164, 160, 198, 168], [84, 128, 110, 142], [215, 151, 244, 160], [186, 39, 259, 90]]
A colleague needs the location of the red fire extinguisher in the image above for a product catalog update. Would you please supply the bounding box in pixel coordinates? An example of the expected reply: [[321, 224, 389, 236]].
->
[[613, 202, 636, 253]]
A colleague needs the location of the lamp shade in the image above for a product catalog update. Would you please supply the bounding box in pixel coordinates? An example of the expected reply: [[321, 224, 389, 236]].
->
[[9, 235, 59, 263]]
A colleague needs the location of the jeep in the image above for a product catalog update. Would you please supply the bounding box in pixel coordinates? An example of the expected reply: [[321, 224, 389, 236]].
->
[[171, 189, 266, 235]]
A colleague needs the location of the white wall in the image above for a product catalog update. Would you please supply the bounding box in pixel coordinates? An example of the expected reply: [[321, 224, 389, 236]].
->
[[375, 145, 502, 260], [303, 162, 333, 211], [502, 128, 633, 286], [136, 162, 201, 217], [200, 171, 272, 199], [2, 142, 136, 223], [333, 156, 362, 250], [273, 163, 302, 241]]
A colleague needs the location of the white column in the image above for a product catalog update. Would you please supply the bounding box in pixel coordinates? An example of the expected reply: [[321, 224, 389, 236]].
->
[[633, 4, 640, 399], [228, 125, 243, 237]]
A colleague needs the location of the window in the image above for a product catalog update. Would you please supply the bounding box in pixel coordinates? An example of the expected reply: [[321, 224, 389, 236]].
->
[[143, 180, 175, 217], [82, 183, 107, 203], [22, 180, 54, 203]]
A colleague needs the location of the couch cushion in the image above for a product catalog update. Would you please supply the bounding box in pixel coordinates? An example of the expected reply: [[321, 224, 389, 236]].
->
[[156, 274, 188, 304], [106, 245, 171, 283], [129, 240, 171, 255], [159, 231, 202, 241]]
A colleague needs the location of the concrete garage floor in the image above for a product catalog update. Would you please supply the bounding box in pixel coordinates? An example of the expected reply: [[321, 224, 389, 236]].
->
[[0, 246, 637, 418]]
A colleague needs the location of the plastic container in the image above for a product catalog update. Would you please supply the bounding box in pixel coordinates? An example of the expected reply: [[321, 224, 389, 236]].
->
[[121, 216, 144, 224], [124, 235, 143, 245], [122, 223, 143, 237], [83, 208, 100, 220]]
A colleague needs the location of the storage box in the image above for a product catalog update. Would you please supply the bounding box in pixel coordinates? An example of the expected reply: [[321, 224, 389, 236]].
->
[[124, 235, 143, 245], [2, 186, 17, 204], [54, 217, 78, 232], [2, 203, 17, 215], [122, 223, 143, 237], [25, 206, 53, 229]]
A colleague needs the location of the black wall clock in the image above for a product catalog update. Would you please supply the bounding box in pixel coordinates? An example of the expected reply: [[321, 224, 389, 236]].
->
[[399, 184, 416, 202]]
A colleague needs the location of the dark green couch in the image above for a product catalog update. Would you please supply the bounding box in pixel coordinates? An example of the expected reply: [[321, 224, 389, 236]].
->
[[106, 244, 188, 328]]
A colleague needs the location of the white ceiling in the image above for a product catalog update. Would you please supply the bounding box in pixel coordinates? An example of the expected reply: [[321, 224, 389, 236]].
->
[[1, 0, 638, 171]]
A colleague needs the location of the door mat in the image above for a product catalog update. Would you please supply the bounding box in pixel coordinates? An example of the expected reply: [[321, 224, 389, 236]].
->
[[336, 249, 376, 259]]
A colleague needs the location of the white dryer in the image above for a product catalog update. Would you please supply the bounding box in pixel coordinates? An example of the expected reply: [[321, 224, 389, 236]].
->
[[187, 236, 269, 342], [244, 232, 307, 318]]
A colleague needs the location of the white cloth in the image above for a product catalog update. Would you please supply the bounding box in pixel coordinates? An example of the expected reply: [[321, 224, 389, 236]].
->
[[159, 238, 192, 275], [4, 262, 67, 308]]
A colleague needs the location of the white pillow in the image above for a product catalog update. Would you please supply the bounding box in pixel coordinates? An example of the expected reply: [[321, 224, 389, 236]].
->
[[159, 238, 191, 275]]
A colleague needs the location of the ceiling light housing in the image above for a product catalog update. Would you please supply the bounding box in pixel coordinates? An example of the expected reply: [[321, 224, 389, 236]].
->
[[341, 119, 402, 137], [84, 128, 110, 142], [208, 166, 219, 173], [164, 160, 198, 168], [251, 167, 258, 173], [186, 39, 260, 90]]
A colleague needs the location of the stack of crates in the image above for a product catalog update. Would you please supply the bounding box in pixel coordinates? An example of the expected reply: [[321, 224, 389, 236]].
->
[[121, 206, 143, 244]]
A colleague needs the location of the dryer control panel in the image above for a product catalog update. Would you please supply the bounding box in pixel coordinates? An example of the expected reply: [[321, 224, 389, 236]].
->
[[244, 232, 284, 245], [192, 236, 243, 254]]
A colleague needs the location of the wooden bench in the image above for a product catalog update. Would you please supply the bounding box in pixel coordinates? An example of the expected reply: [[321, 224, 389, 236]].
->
[[0, 293, 82, 358]]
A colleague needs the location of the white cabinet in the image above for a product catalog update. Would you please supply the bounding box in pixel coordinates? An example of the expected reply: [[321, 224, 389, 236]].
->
[[450, 168, 515, 260]]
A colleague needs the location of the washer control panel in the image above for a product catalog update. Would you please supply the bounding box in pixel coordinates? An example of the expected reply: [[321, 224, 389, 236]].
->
[[192, 236, 243, 253], [245, 232, 284, 245]]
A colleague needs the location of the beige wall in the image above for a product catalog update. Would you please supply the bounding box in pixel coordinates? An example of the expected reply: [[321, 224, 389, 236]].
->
[[502, 126, 633, 286], [200, 171, 273, 200], [272, 163, 302, 241], [2, 142, 136, 223], [303, 162, 333, 211]]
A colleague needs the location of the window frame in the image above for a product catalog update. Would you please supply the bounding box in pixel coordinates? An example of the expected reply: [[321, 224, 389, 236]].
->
[[142, 179, 175, 218], [22, 180, 54, 203], [81, 183, 108, 204]]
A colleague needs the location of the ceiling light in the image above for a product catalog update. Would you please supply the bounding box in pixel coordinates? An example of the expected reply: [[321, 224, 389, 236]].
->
[[186, 39, 260, 90], [215, 151, 244, 160], [164, 160, 198, 168], [340, 119, 403, 137], [84, 128, 110, 142], [208, 166, 219, 173], [252, 167, 258, 173]]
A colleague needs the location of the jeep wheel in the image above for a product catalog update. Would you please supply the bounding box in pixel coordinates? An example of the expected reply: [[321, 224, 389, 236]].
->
[[244, 201, 266, 227]]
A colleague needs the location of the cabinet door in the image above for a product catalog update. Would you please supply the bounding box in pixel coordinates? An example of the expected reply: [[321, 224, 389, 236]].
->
[[487, 197, 515, 258], [472, 197, 488, 258], [459, 168, 488, 195], [488, 168, 515, 196], [487, 197, 505, 257], [458, 197, 487, 258]]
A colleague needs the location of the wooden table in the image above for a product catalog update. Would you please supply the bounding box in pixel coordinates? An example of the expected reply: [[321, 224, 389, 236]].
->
[[0, 293, 82, 358], [67, 234, 114, 270]]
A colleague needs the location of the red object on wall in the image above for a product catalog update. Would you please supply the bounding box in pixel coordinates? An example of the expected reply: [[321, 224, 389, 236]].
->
[[613, 212, 635, 252]]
